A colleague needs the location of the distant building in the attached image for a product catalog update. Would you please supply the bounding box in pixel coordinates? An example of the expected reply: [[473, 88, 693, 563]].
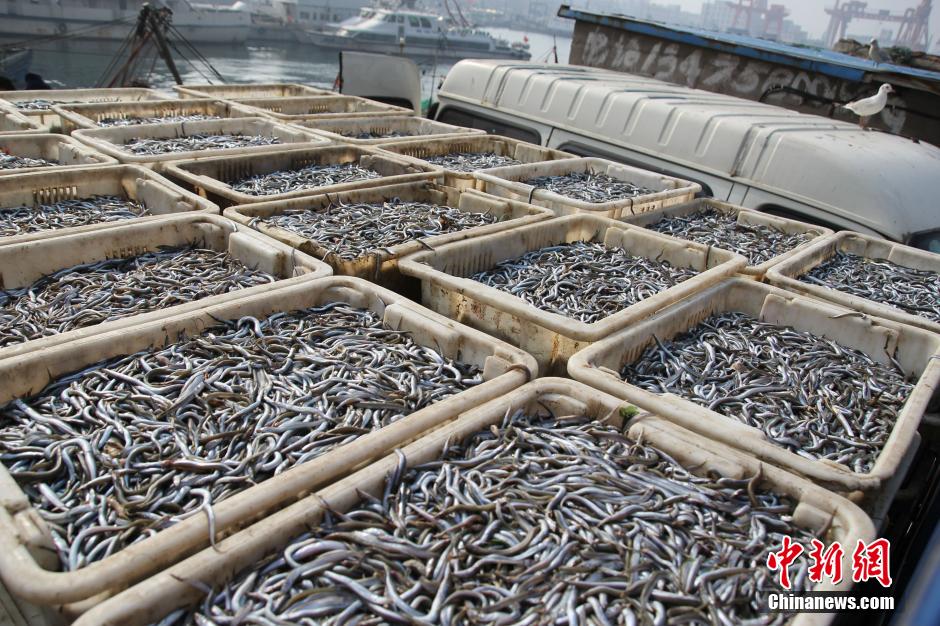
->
[[699, 0, 808, 43]]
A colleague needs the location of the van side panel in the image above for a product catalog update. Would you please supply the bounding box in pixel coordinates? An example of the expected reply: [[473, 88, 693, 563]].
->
[[436, 61, 940, 246]]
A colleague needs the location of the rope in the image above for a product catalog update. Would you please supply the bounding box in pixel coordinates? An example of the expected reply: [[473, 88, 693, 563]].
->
[[165, 23, 224, 82], [96, 23, 139, 87], [165, 36, 215, 83]]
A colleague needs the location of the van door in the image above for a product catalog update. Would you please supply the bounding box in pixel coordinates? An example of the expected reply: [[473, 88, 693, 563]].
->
[[725, 184, 749, 205]]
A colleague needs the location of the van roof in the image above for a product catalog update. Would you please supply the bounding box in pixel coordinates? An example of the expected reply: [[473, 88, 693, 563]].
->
[[438, 60, 940, 241]]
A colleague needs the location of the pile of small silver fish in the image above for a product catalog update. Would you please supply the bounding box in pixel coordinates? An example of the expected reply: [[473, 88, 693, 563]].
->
[[471, 241, 697, 323], [646, 209, 812, 265], [97, 114, 222, 127], [0, 152, 57, 170], [0, 246, 275, 349], [260, 200, 498, 260], [525, 172, 654, 204], [341, 130, 415, 140], [171, 410, 818, 625], [12, 99, 68, 111], [230, 162, 382, 196], [802, 251, 940, 323], [0, 303, 483, 571], [0, 195, 148, 237], [621, 312, 914, 473], [424, 151, 522, 172], [124, 134, 280, 156]]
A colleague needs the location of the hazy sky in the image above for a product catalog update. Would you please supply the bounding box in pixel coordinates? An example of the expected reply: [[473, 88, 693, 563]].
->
[[663, 0, 937, 42]]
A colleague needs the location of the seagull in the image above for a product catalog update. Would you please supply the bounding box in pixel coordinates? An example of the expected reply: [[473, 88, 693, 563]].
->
[[841, 83, 894, 127], [868, 38, 891, 64]]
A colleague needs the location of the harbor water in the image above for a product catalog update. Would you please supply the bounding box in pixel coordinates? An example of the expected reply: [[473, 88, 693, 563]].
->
[[0, 29, 571, 96]]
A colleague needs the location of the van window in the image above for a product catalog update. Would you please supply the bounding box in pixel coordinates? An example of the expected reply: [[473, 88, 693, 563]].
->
[[559, 142, 714, 197], [909, 228, 940, 253], [420, 17, 432, 27], [757, 205, 845, 233], [409, 16, 420, 26], [437, 107, 540, 143]]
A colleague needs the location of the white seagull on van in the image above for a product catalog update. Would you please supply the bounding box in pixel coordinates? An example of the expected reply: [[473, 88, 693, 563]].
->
[[842, 84, 894, 127]]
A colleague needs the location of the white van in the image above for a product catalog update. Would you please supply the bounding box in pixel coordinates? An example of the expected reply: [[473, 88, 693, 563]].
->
[[434, 60, 940, 252]]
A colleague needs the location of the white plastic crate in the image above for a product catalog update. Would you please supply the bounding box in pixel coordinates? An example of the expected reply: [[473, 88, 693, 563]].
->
[[231, 95, 412, 120], [70, 378, 874, 626], [0, 213, 332, 361], [0, 106, 42, 136], [54, 98, 260, 134], [173, 83, 331, 99], [568, 277, 940, 520], [224, 180, 554, 282], [766, 231, 940, 336], [474, 156, 701, 217], [72, 117, 328, 170], [0, 276, 536, 610], [620, 197, 833, 278], [163, 144, 440, 207], [374, 134, 575, 191], [292, 115, 485, 145], [0, 164, 218, 246], [0, 133, 117, 177], [0, 88, 167, 133], [398, 213, 746, 374]]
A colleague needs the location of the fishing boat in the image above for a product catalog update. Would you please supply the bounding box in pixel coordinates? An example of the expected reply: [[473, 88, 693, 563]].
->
[[305, 6, 530, 60], [0, 0, 252, 44]]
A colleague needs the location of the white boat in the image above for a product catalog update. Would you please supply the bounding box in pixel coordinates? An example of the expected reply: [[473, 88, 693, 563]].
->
[[305, 7, 530, 60], [247, 0, 367, 43], [0, 0, 252, 44]]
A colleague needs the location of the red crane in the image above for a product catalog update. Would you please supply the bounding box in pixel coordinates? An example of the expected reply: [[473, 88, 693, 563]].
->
[[823, 0, 931, 50]]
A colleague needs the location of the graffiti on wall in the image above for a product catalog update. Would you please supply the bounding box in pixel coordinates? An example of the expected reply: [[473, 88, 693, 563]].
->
[[578, 28, 907, 132]]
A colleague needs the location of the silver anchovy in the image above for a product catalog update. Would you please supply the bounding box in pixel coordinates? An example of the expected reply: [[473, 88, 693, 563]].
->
[[0, 303, 483, 572], [340, 130, 414, 140], [258, 199, 498, 260], [0, 195, 148, 238], [13, 99, 71, 111], [0, 152, 58, 170], [424, 151, 522, 172], [621, 311, 914, 473], [231, 162, 381, 197], [97, 114, 223, 127], [646, 209, 812, 265], [0, 245, 275, 348], [471, 241, 697, 323], [524, 172, 654, 204], [123, 133, 280, 156], [801, 251, 940, 323], [175, 409, 818, 626]]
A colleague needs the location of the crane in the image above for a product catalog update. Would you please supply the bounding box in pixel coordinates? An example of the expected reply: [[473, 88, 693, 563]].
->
[[823, 0, 931, 50]]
